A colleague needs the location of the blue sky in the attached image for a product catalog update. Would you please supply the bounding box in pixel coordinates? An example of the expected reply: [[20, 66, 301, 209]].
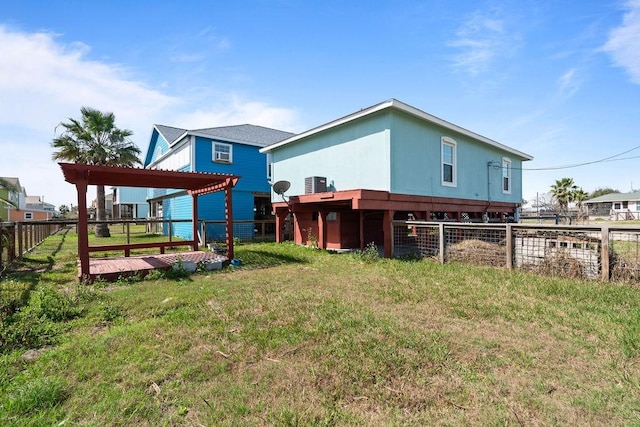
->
[[1, 0, 639, 208]]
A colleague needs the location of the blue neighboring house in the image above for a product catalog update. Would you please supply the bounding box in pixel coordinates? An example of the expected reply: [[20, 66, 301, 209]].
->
[[143, 124, 294, 241]]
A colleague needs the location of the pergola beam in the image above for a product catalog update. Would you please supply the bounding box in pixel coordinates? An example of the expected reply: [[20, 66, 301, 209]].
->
[[59, 163, 240, 280]]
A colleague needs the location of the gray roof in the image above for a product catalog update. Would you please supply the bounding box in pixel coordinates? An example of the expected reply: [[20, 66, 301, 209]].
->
[[155, 125, 187, 145], [585, 191, 640, 203], [0, 177, 21, 190], [155, 124, 294, 148], [260, 98, 533, 160]]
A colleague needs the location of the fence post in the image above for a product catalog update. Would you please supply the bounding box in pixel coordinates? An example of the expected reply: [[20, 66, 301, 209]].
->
[[126, 222, 131, 244], [17, 222, 23, 257], [9, 224, 16, 262], [506, 224, 513, 269], [438, 223, 445, 264], [601, 225, 610, 281]]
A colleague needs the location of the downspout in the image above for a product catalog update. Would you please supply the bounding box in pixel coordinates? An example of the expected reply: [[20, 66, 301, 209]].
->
[[486, 161, 495, 222]]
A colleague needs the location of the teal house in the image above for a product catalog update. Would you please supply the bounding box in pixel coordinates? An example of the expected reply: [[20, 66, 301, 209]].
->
[[260, 99, 533, 255], [143, 124, 294, 240], [111, 186, 149, 219]]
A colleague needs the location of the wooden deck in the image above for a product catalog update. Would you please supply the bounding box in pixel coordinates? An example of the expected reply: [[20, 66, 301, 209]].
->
[[80, 251, 228, 281]]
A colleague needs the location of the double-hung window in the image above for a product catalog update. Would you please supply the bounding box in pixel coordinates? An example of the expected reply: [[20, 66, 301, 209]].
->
[[502, 157, 512, 194], [441, 137, 457, 187], [266, 153, 273, 181], [213, 142, 232, 163]]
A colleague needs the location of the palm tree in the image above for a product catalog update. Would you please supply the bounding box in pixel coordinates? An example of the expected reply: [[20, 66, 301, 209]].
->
[[573, 188, 589, 213], [52, 107, 141, 237], [550, 177, 577, 217]]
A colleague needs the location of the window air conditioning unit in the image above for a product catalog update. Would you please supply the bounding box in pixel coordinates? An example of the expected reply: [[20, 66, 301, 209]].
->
[[305, 176, 327, 194]]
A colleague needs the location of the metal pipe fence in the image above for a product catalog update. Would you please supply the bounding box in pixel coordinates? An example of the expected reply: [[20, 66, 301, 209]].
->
[[392, 221, 640, 283]]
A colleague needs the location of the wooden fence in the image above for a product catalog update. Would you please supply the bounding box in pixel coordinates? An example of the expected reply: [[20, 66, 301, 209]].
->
[[392, 221, 640, 283], [0, 220, 67, 272]]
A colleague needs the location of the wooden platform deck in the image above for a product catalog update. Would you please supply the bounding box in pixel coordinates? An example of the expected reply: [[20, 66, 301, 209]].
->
[[80, 251, 228, 281]]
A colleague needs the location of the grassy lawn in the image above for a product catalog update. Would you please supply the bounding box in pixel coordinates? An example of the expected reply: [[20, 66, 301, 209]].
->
[[1, 228, 639, 425]]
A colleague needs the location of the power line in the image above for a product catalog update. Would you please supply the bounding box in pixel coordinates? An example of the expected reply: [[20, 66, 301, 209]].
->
[[516, 144, 640, 171]]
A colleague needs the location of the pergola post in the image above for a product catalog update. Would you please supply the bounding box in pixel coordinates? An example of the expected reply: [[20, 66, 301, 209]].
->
[[192, 193, 199, 251], [225, 178, 234, 260], [76, 178, 90, 280]]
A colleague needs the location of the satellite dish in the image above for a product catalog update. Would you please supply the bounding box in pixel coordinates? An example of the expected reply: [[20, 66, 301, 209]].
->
[[272, 180, 291, 195]]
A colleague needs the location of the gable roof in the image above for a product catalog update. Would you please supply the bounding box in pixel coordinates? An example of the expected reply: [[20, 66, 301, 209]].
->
[[585, 191, 640, 203], [155, 124, 294, 148], [155, 124, 187, 145], [260, 99, 533, 160], [0, 177, 22, 192]]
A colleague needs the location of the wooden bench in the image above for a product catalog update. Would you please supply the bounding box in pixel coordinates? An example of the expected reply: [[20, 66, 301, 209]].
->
[[87, 240, 196, 257]]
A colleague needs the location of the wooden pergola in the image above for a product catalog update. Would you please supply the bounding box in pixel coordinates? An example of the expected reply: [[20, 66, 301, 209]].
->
[[59, 163, 239, 280]]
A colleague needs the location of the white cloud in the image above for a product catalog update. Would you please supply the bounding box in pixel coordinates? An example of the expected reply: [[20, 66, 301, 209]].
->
[[602, 0, 640, 84], [448, 10, 520, 76], [173, 94, 301, 132], [0, 26, 300, 208], [557, 68, 581, 98]]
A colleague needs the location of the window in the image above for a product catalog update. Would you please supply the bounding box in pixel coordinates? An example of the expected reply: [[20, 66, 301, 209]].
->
[[266, 153, 273, 181], [24, 212, 33, 220], [441, 137, 457, 186], [502, 157, 512, 194], [213, 142, 232, 163]]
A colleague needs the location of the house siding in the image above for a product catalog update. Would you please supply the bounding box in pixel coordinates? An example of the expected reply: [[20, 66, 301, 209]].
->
[[144, 129, 172, 167], [271, 110, 391, 195], [193, 136, 270, 193], [389, 110, 523, 204]]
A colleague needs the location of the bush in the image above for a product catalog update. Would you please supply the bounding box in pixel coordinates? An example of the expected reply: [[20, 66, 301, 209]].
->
[[352, 242, 381, 263], [0, 280, 33, 319], [0, 286, 82, 353]]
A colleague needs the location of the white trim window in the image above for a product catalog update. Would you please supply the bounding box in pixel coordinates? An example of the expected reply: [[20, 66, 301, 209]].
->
[[213, 142, 232, 163], [24, 212, 33, 220], [502, 157, 512, 194], [441, 137, 457, 187], [266, 152, 273, 181]]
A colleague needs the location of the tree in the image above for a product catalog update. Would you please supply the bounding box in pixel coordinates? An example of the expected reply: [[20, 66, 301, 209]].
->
[[573, 188, 590, 217], [58, 205, 70, 218], [590, 187, 620, 199], [51, 107, 141, 237], [550, 178, 577, 214]]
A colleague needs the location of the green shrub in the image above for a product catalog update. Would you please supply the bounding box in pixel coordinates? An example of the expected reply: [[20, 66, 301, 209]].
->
[[0, 286, 82, 352], [352, 242, 381, 263], [24, 286, 81, 322], [0, 280, 32, 319]]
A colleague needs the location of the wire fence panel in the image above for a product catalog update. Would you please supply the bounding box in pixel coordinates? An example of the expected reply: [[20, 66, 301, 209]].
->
[[390, 222, 640, 282], [609, 229, 640, 283], [513, 228, 601, 280], [445, 225, 507, 267], [392, 222, 440, 259]]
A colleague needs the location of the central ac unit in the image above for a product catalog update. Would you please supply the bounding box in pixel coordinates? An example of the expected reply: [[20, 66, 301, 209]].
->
[[305, 176, 327, 194]]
